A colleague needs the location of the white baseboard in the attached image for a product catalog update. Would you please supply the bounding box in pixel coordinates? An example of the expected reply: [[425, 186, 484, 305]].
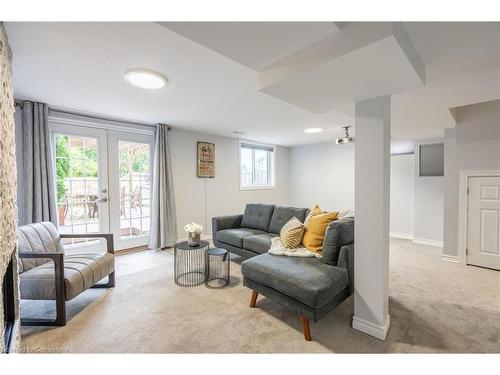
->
[[441, 254, 460, 263], [390, 232, 413, 240], [412, 237, 443, 248], [352, 315, 390, 341], [391, 233, 444, 249]]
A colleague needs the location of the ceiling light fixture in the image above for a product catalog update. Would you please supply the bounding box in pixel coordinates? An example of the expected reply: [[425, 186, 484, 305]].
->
[[124, 69, 167, 89], [336, 126, 354, 145], [233, 131, 245, 135], [304, 127, 323, 134]]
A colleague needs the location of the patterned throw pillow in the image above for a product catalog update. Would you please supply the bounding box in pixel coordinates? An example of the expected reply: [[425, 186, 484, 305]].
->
[[280, 217, 305, 249]]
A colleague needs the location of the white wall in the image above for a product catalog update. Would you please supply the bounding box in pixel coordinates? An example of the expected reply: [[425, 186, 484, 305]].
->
[[412, 140, 444, 245], [443, 100, 500, 258], [390, 154, 415, 238], [169, 128, 289, 238], [455, 100, 500, 143], [13, 112, 289, 239], [288, 141, 354, 211], [288, 140, 426, 245], [13, 105, 449, 247]]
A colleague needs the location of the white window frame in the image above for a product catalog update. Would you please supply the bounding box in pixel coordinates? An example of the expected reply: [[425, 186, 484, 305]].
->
[[238, 140, 276, 190]]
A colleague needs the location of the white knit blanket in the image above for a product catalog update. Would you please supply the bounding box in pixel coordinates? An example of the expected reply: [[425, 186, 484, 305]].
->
[[268, 237, 321, 258]]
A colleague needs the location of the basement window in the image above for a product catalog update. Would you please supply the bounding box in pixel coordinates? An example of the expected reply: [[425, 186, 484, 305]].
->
[[239, 141, 275, 189]]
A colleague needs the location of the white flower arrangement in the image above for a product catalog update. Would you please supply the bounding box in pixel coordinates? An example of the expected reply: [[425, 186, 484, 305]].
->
[[184, 223, 203, 234]]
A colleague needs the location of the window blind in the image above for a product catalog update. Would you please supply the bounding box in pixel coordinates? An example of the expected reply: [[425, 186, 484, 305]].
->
[[240, 143, 274, 152]]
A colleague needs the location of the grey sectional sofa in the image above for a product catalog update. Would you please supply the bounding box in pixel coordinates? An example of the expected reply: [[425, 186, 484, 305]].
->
[[212, 203, 309, 259], [212, 203, 354, 341]]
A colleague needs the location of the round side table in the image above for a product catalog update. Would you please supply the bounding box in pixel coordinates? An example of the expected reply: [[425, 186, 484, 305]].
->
[[174, 240, 209, 287], [205, 247, 230, 289]]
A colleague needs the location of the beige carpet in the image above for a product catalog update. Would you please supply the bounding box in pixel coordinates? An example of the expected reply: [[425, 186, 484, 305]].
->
[[18, 239, 500, 353]]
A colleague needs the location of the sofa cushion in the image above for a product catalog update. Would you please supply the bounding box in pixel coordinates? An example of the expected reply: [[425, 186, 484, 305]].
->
[[243, 233, 279, 254], [216, 228, 266, 248], [241, 253, 349, 308], [20, 251, 115, 301], [322, 217, 354, 266], [269, 206, 309, 234], [240, 204, 275, 231]]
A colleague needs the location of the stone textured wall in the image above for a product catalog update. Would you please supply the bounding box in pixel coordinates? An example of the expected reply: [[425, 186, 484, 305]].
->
[[0, 22, 19, 353]]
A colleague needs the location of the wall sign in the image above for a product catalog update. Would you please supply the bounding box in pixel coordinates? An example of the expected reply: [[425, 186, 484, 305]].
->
[[197, 142, 215, 178]]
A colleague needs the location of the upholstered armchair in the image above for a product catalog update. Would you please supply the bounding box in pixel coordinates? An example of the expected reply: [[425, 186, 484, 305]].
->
[[17, 222, 115, 326]]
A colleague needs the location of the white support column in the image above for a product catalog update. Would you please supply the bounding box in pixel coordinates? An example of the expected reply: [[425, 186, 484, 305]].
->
[[352, 95, 391, 340]]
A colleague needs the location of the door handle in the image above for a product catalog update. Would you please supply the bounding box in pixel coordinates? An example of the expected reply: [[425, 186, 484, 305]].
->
[[95, 197, 108, 203]]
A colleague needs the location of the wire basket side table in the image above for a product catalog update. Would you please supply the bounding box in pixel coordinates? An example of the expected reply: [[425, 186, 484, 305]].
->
[[205, 247, 230, 288], [174, 240, 209, 287]]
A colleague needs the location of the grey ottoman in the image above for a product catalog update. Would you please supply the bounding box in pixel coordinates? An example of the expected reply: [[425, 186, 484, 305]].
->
[[241, 251, 352, 341]]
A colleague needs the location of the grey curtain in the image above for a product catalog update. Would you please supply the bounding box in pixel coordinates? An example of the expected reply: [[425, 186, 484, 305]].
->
[[149, 124, 176, 249], [21, 101, 57, 225]]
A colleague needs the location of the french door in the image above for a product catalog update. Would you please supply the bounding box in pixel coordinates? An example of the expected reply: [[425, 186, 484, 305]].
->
[[51, 123, 154, 250], [108, 131, 154, 250]]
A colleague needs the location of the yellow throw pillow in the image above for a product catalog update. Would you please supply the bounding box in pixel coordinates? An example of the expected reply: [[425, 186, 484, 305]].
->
[[304, 204, 323, 224], [302, 206, 338, 253], [280, 217, 305, 249]]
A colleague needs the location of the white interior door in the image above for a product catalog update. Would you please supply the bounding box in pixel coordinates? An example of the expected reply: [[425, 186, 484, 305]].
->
[[467, 176, 500, 270], [108, 131, 154, 250], [51, 124, 110, 243]]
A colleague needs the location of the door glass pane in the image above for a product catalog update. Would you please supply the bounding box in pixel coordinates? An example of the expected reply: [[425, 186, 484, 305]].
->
[[55, 133, 101, 244], [118, 141, 151, 239]]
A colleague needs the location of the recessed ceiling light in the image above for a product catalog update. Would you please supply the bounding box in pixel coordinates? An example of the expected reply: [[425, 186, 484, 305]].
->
[[304, 127, 323, 134], [233, 131, 245, 135], [124, 69, 167, 89]]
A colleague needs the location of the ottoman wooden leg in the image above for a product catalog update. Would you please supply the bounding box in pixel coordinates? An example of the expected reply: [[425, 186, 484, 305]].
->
[[301, 316, 312, 341], [249, 290, 259, 308]]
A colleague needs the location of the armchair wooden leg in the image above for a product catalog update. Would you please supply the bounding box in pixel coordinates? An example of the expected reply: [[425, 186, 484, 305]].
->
[[249, 290, 259, 308], [55, 292, 67, 326], [300, 315, 312, 341], [92, 271, 115, 288]]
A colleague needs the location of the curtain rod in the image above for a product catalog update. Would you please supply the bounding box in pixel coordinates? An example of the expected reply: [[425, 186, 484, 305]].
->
[[14, 99, 172, 131]]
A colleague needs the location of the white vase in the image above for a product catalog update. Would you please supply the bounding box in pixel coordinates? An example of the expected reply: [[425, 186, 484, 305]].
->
[[188, 231, 201, 246]]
